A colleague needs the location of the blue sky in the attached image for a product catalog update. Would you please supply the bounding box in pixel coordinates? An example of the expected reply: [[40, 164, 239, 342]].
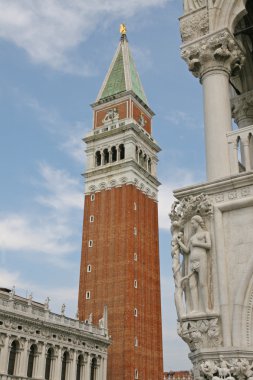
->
[[0, 0, 207, 371]]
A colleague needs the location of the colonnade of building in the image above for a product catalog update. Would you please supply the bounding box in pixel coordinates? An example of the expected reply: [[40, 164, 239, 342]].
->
[[0, 335, 107, 380], [94, 143, 153, 174]]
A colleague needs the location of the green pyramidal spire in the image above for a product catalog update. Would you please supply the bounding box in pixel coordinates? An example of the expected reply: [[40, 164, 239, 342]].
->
[[96, 30, 148, 105]]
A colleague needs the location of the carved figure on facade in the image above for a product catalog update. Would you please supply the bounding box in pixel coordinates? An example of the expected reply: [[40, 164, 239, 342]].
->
[[177, 215, 211, 315], [44, 296, 50, 310], [9, 286, 15, 300], [88, 313, 93, 324], [28, 292, 33, 305], [61, 303, 66, 315], [199, 358, 253, 380], [138, 113, 147, 128], [102, 108, 119, 124], [170, 194, 213, 318]]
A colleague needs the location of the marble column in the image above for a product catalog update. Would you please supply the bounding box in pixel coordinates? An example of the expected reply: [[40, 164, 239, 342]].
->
[[20, 339, 29, 376], [0, 335, 10, 373], [181, 29, 245, 181], [85, 353, 91, 379], [36, 343, 46, 379], [69, 351, 77, 380], [54, 347, 62, 380]]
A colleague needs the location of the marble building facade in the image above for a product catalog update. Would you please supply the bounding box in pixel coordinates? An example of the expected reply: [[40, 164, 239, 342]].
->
[[170, 0, 253, 379], [0, 288, 109, 380]]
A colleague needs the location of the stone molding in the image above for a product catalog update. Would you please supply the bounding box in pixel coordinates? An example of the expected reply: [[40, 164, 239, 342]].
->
[[231, 91, 253, 128], [178, 317, 222, 352], [173, 172, 253, 202], [180, 7, 208, 43], [181, 29, 245, 79], [84, 161, 159, 200]]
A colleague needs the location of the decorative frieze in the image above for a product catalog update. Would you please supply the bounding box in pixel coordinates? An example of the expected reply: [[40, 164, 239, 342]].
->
[[211, 186, 252, 204], [181, 29, 245, 78], [199, 357, 253, 380]]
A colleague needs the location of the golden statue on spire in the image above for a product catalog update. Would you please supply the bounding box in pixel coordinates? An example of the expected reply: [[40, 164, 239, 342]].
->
[[120, 24, 127, 35]]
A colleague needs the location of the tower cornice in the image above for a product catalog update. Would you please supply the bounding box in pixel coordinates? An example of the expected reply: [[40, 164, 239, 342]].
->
[[91, 90, 155, 117], [84, 122, 161, 152]]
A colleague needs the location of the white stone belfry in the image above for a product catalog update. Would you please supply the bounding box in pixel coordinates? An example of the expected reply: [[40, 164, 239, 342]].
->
[[170, 1, 253, 379]]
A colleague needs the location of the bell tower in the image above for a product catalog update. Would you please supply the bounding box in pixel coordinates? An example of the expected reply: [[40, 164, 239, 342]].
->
[[78, 26, 163, 380]]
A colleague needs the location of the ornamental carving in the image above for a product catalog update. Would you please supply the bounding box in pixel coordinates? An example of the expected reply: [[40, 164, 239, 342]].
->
[[181, 30, 245, 78], [199, 357, 253, 380], [231, 90, 253, 126], [102, 108, 119, 125], [177, 317, 222, 351], [170, 194, 213, 320], [180, 8, 209, 43]]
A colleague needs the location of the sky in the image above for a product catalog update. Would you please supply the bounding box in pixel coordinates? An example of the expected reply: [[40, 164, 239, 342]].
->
[[0, 0, 207, 371]]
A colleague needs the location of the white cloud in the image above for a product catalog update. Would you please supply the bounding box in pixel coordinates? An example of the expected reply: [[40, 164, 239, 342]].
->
[[158, 168, 195, 230], [0, 213, 76, 256], [165, 110, 202, 130], [0, 0, 169, 75], [0, 269, 22, 289], [22, 95, 88, 164], [0, 163, 83, 262], [36, 162, 83, 211], [0, 268, 77, 317]]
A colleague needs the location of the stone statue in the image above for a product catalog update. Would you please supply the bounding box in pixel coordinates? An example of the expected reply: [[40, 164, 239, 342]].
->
[[171, 221, 185, 320], [138, 113, 147, 128], [9, 285, 15, 300], [28, 292, 33, 305], [61, 303, 66, 315], [44, 296, 50, 310], [177, 215, 211, 314], [120, 24, 127, 35], [88, 313, 93, 324], [99, 316, 104, 329]]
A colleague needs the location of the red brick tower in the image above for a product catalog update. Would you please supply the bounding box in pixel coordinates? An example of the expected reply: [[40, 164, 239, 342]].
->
[[78, 27, 163, 380]]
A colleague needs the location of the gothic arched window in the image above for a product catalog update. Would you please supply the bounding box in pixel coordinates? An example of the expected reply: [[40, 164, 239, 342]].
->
[[90, 357, 97, 380], [61, 351, 70, 380], [103, 149, 109, 164], [8, 340, 19, 375], [76, 355, 84, 380], [45, 347, 54, 380], [119, 144, 125, 160], [27, 344, 37, 378], [111, 146, 117, 162], [95, 151, 101, 166]]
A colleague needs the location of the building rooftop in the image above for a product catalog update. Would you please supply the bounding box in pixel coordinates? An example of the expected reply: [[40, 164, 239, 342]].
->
[[96, 32, 148, 105]]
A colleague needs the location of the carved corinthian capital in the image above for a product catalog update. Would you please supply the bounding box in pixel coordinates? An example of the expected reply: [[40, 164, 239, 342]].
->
[[231, 90, 253, 128], [181, 29, 245, 79]]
